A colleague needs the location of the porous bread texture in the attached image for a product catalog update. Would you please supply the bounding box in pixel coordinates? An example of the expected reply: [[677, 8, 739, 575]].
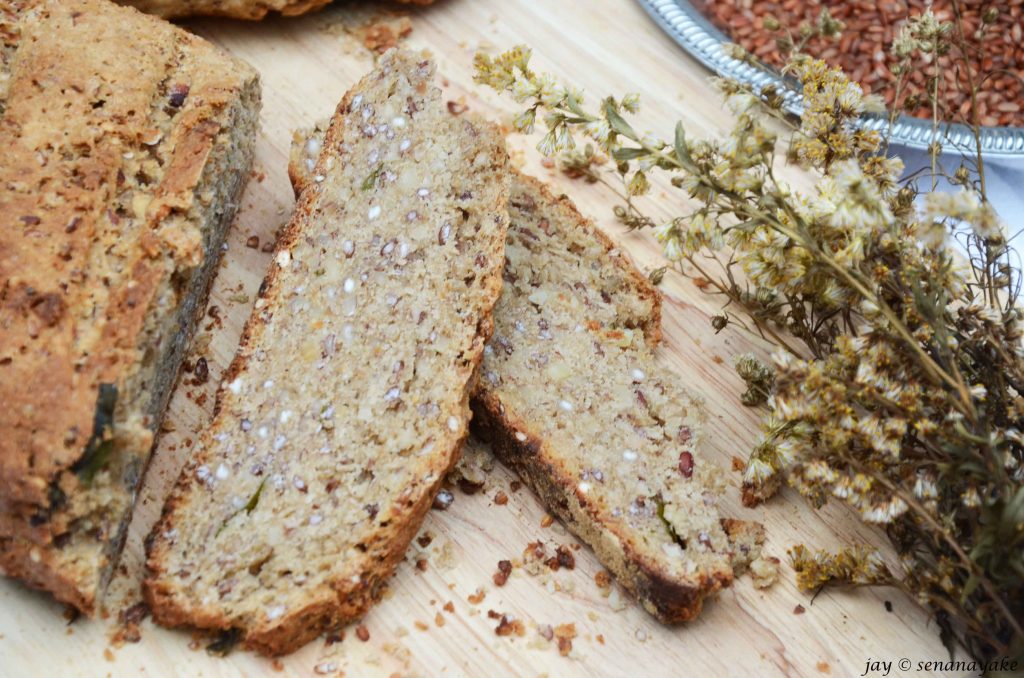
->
[[118, 0, 433, 19], [144, 50, 510, 656], [290, 128, 742, 622], [0, 0, 260, 614]]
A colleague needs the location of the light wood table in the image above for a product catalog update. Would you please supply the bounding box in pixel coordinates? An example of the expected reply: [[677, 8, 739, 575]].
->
[[0, 1, 954, 675]]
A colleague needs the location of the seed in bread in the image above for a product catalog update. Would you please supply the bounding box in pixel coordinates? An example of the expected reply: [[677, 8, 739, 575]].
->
[[144, 50, 510, 656], [0, 0, 260, 615]]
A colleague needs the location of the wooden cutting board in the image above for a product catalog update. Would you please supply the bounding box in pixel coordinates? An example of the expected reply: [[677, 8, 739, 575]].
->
[[0, 1, 954, 676]]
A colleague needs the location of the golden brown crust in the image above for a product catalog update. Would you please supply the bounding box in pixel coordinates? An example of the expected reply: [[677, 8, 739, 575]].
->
[[0, 0, 260, 613]]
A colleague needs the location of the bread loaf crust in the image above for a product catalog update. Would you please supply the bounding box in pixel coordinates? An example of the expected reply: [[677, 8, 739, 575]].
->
[[0, 0, 260, 613]]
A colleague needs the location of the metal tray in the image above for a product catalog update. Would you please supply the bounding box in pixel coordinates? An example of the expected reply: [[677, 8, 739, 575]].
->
[[637, 0, 1024, 157]]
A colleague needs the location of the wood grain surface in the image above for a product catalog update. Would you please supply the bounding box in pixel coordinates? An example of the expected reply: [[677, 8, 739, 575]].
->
[[0, 1, 957, 676]]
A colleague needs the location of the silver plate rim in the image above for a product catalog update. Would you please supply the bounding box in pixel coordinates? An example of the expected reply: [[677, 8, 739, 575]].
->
[[637, 0, 1024, 158]]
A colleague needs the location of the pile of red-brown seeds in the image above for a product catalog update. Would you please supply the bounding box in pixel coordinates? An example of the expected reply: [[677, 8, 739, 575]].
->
[[695, 0, 1024, 128]]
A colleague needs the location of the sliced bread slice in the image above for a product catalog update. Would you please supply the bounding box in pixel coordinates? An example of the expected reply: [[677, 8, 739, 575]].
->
[[144, 50, 510, 656], [0, 0, 260, 615], [475, 177, 738, 622], [291, 130, 749, 623]]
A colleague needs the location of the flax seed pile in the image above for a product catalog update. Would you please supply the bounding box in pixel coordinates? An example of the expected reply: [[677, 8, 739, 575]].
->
[[696, 0, 1024, 127]]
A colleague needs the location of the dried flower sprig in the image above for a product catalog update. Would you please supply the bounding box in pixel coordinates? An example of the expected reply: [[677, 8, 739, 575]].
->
[[789, 544, 893, 591], [476, 5, 1023, 662]]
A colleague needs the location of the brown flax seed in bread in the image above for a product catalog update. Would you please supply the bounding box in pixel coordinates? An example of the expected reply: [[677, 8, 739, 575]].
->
[[144, 50, 510, 656], [0, 0, 260, 615]]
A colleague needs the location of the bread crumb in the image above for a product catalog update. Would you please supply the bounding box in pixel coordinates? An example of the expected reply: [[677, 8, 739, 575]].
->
[[494, 613, 526, 637], [355, 15, 413, 54], [750, 556, 781, 588], [434, 612, 445, 628], [817, 661, 831, 673], [540, 514, 554, 528], [414, 620, 429, 632], [494, 490, 508, 505], [522, 541, 548, 576], [433, 538, 457, 571], [383, 640, 412, 667], [492, 559, 513, 586], [356, 625, 370, 642], [554, 623, 576, 656], [468, 588, 486, 605], [594, 570, 612, 595], [794, 604, 806, 615], [443, 601, 455, 614], [103, 648, 115, 662], [110, 602, 148, 646], [550, 545, 575, 571], [608, 587, 626, 612]]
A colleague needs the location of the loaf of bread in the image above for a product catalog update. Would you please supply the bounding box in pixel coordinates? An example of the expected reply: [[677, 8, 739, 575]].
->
[[119, 0, 433, 20], [144, 50, 510, 656], [292, 128, 749, 623], [0, 0, 260, 615]]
